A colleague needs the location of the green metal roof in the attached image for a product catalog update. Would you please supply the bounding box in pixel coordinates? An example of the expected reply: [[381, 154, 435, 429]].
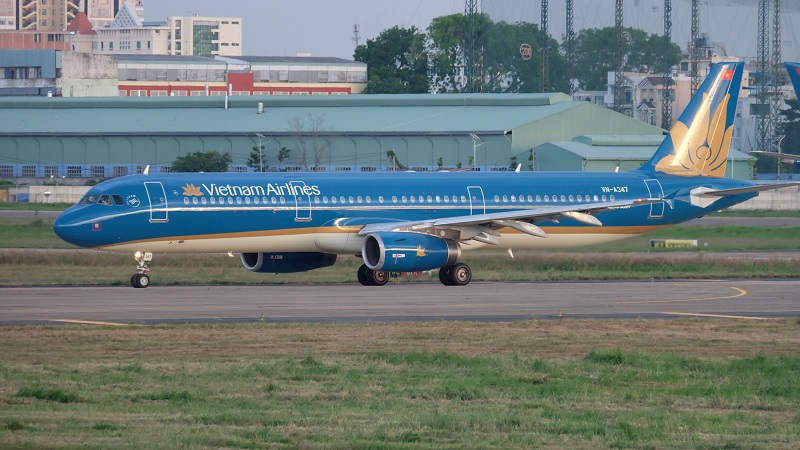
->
[[540, 140, 754, 161], [0, 93, 581, 136]]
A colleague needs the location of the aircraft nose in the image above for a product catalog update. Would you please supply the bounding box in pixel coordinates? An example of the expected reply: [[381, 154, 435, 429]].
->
[[53, 209, 93, 247]]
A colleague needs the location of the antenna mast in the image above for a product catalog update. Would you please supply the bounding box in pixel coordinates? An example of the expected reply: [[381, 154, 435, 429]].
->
[[660, 0, 673, 129], [352, 23, 361, 48]]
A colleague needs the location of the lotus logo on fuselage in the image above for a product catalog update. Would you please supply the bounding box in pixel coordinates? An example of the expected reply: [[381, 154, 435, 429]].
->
[[126, 195, 140, 207]]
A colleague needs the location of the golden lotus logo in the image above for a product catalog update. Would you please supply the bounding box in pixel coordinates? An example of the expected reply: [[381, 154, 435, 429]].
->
[[655, 92, 732, 177], [416, 245, 427, 257], [182, 184, 204, 196]]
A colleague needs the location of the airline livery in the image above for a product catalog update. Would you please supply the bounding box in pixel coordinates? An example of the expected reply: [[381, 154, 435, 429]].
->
[[54, 62, 797, 288]]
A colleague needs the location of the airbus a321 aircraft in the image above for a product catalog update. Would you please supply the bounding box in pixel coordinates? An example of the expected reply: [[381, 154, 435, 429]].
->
[[54, 62, 796, 288], [751, 62, 800, 168]]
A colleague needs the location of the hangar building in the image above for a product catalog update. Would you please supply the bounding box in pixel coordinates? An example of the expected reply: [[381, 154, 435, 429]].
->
[[0, 92, 755, 182]]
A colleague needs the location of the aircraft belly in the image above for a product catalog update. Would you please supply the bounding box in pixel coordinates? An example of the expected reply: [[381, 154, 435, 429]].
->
[[100, 232, 356, 254]]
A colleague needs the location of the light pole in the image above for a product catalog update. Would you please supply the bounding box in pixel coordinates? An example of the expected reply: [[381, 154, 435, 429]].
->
[[470, 133, 485, 171], [255, 133, 265, 172]]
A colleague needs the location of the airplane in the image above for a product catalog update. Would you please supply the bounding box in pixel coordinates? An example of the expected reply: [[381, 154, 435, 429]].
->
[[54, 61, 798, 288], [750, 62, 800, 169]]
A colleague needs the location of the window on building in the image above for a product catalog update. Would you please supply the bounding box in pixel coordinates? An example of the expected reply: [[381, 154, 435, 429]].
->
[[22, 166, 36, 178], [0, 166, 12, 178], [44, 166, 58, 178], [113, 166, 128, 177], [90, 166, 105, 178], [41, 20, 47, 26], [67, 166, 82, 178]]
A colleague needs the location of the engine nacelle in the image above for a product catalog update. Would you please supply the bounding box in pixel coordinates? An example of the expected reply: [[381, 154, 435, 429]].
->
[[240, 252, 337, 273], [362, 232, 460, 272]]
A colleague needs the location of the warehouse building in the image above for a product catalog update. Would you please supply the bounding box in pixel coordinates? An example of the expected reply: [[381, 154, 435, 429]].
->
[[0, 91, 754, 183]]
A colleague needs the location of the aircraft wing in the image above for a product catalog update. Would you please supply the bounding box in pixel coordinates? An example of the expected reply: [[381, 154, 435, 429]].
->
[[357, 198, 657, 245]]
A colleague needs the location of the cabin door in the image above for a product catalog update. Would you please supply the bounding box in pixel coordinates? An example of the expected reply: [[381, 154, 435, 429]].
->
[[144, 181, 168, 223], [467, 186, 485, 215], [643, 179, 665, 219], [290, 181, 312, 222]]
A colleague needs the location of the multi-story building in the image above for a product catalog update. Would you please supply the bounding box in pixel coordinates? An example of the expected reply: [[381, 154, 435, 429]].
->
[[92, 2, 168, 55], [0, 0, 141, 32], [166, 15, 242, 58]]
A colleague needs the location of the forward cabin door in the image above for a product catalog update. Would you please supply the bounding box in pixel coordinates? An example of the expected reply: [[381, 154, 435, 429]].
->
[[144, 181, 168, 223], [467, 186, 485, 215], [643, 179, 665, 219]]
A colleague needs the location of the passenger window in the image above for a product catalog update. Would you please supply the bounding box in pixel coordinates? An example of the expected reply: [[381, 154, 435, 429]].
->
[[112, 194, 124, 205], [568, 195, 574, 202], [98, 194, 112, 206]]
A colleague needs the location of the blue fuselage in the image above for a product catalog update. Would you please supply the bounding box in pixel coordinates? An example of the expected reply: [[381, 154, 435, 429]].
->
[[54, 171, 756, 254]]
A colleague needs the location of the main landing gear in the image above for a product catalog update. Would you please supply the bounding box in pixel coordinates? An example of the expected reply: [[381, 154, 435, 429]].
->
[[131, 251, 153, 288], [356, 263, 473, 286], [438, 263, 472, 286], [357, 264, 389, 286]]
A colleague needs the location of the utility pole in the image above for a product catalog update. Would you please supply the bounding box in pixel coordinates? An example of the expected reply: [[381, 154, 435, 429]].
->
[[690, 0, 700, 95], [756, 0, 769, 153], [660, 0, 673, 129], [539, 0, 549, 93], [613, 0, 624, 113], [565, 0, 575, 93], [464, 0, 479, 93]]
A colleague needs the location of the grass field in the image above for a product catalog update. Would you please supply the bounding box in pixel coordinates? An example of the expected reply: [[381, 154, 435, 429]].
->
[[1, 216, 799, 285], [1, 319, 800, 449]]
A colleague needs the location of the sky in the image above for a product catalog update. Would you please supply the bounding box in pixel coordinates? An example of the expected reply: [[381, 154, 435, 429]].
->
[[144, 0, 800, 63]]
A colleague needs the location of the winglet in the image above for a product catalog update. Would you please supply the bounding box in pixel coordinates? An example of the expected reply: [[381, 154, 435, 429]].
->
[[638, 62, 743, 178]]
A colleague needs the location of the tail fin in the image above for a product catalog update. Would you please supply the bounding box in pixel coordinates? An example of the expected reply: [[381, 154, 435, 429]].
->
[[638, 62, 744, 178], [786, 62, 800, 95]]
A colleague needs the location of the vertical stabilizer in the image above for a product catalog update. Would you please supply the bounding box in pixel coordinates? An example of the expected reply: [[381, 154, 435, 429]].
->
[[786, 62, 800, 95], [639, 62, 743, 177]]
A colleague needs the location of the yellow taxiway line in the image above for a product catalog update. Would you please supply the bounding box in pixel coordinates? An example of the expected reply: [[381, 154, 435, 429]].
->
[[50, 319, 129, 326], [660, 312, 769, 320]]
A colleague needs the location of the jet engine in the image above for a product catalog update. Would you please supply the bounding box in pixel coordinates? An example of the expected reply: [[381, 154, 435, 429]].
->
[[362, 232, 460, 272], [240, 252, 337, 273]]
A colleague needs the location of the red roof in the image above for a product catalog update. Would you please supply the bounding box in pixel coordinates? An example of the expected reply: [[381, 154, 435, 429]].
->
[[67, 12, 97, 35]]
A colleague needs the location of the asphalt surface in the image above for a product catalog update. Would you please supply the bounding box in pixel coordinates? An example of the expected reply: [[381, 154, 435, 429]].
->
[[1, 279, 798, 326]]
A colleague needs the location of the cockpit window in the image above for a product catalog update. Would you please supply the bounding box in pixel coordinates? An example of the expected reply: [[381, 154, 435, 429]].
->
[[80, 194, 99, 205], [112, 194, 124, 206], [98, 194, 113, 206]]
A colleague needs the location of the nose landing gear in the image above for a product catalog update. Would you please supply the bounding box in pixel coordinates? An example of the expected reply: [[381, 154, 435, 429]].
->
[[131, 251, 153, 288]]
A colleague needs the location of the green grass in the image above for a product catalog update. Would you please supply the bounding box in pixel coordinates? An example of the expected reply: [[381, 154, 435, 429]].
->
[[0, 202, 71, 211], [1, 321, 799, 449], [1, 217, 799, 285]]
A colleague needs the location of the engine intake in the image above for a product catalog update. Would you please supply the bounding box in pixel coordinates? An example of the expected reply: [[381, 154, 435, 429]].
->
[[362, 232, 460, 272], [241, 252, 337, 273]]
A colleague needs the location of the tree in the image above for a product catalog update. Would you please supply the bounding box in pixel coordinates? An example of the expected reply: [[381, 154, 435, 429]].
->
[[171, 151, 231, 172], [354, 26, 429, 94], [288, 112, 335, 170], [571, 27, 681, 90], [427, 15, 567, 93], [277, 147, 292, 171], [246, 144, 266, 172]]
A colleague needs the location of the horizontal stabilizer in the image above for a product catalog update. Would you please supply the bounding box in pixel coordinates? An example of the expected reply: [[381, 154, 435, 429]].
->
[[750, 151, 800, 162]]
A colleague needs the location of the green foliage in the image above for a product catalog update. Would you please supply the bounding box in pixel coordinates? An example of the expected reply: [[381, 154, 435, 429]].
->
[[16, 385, 79, 403], [246, 144, 266, 172], [354, 26, 429, 94], [571, 27, 681, 90], [171, 151, 231, 173]]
